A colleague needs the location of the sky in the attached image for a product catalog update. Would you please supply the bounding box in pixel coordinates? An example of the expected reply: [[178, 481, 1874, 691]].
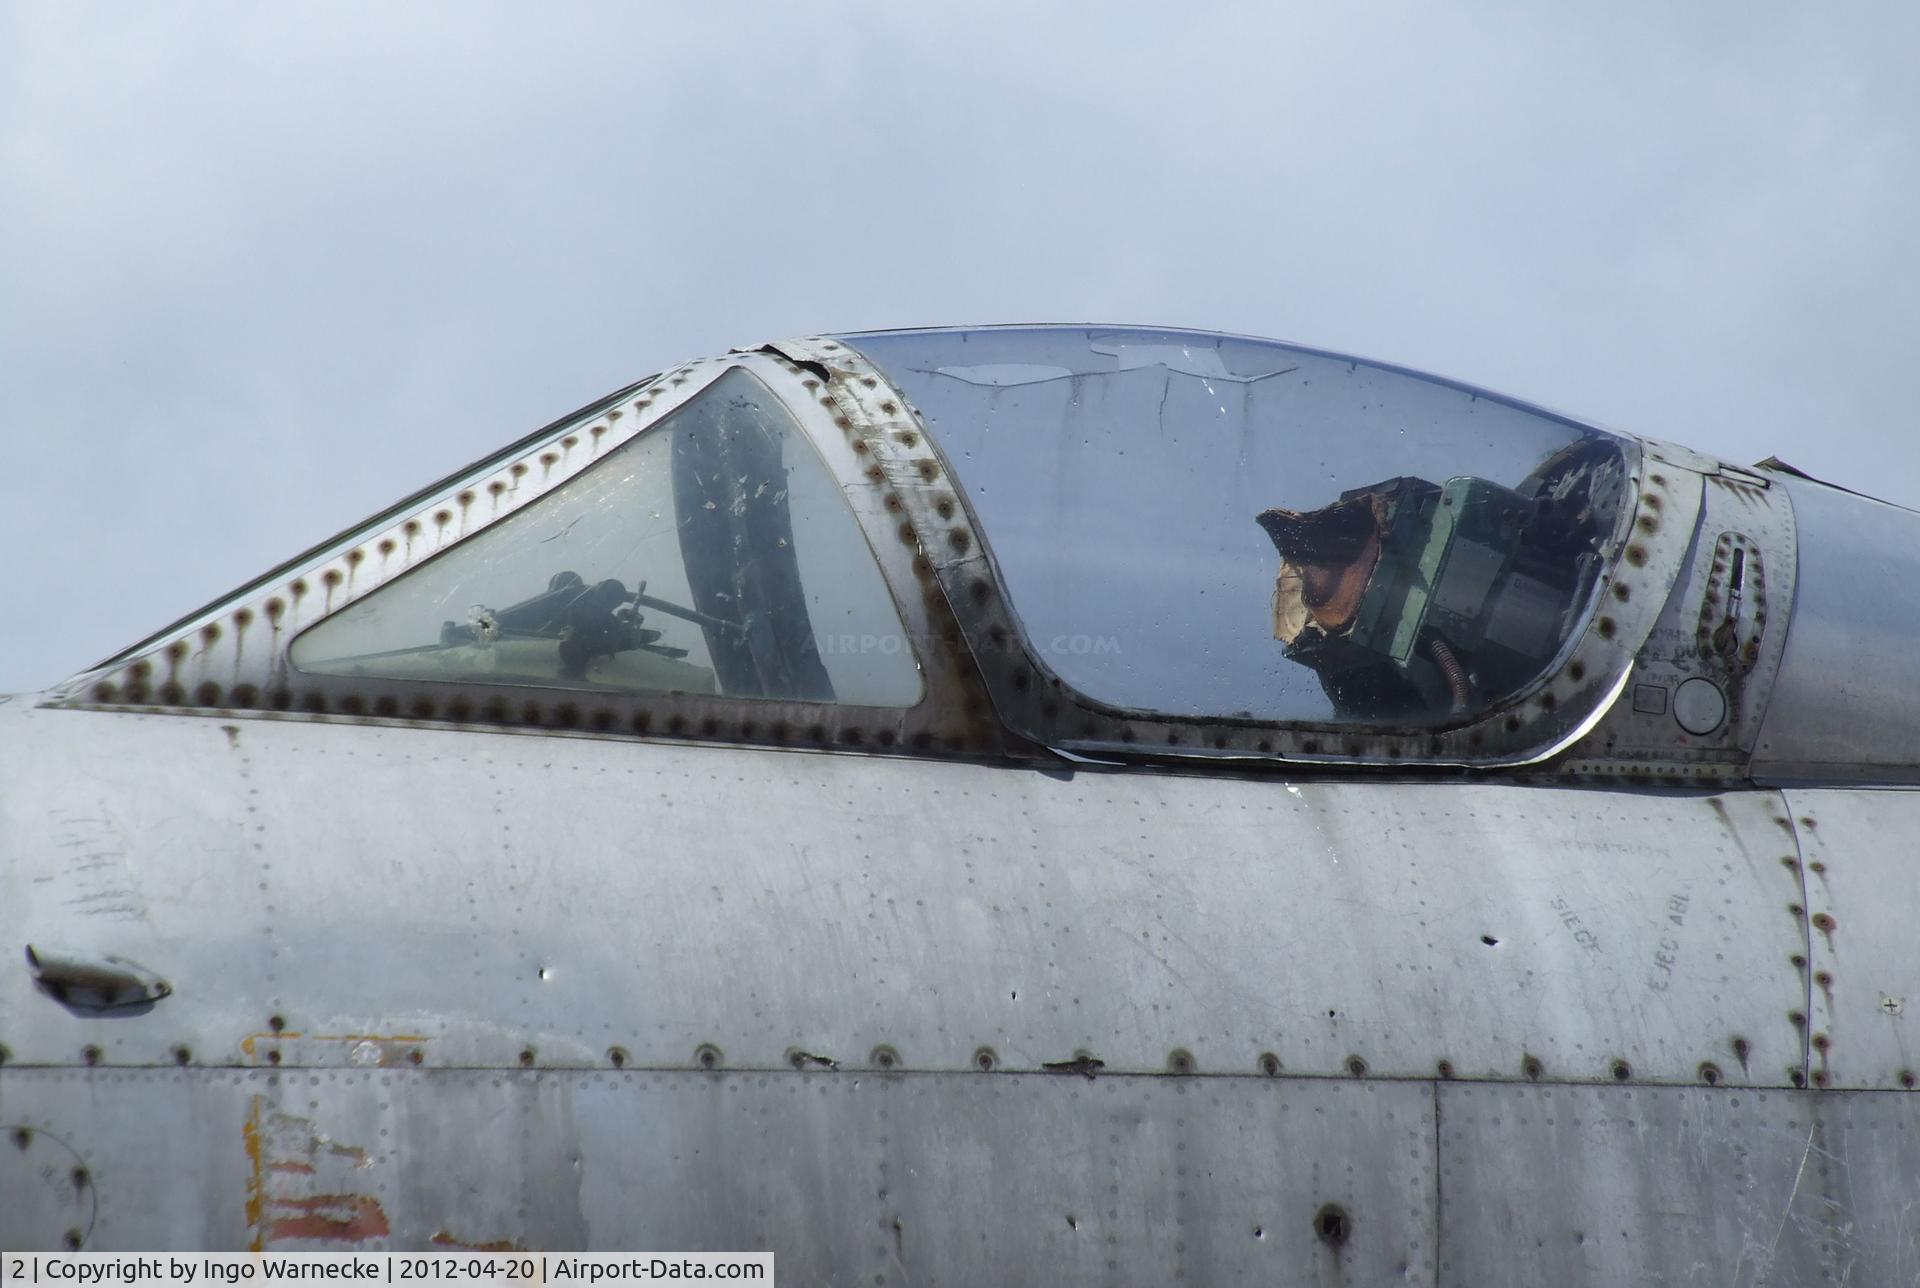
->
[[2, 1, 1916, 693]]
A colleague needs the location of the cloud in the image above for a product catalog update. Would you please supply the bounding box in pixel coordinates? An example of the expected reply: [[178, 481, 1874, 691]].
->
[[2, 0, 1915, 690]]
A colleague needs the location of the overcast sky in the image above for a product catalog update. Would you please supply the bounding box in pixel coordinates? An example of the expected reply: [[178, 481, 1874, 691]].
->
[[3, 2, 1915, 693]]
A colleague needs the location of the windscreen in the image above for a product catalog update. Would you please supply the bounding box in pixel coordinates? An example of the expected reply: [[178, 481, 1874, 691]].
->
[[290, 368, 923, 707], [848, 327, 1628, 727]]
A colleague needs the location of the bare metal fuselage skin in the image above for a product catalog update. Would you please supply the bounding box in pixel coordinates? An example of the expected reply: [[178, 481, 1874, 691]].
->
[[3, 330, 1916, 1284]]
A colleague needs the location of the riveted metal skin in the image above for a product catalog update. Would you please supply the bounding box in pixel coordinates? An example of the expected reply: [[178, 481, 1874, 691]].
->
[[780, 334, 1697, 771], [1784, 793, 1920, 1091], [1438, 1082, 1920, 1287], [43, 352, 1019, 763], [1753, 474, 1920, 784], [0, 700, 1811, 1084], [1555, 453, 1797, 783]]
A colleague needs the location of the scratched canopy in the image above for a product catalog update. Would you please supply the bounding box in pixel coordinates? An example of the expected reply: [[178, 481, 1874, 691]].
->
[[847, 326, 1630, 727], [290, 368, 923, 707]]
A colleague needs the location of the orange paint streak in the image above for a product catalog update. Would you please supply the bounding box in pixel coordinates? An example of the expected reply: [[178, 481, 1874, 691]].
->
[[243, 1096, 265, 1253], [267, 1161, 316, 1175], [432, 1233, 524, 1252], [265, 1195, 391, 1242]]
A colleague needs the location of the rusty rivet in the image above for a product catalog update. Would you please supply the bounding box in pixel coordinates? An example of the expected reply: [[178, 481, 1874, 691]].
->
[[63, 1230, 82, 1251], [1791, 1070, 1807, 1088], [1790, 954, 1807, 969], [1522, 1054, 1544, 1081], [71, 1165, 89, 1190], [81, 1044, 101, 1066], [974, 1047, 998, 1072], [871, 1045, 900, 1070], [1732, 1037, 1751, 1065], [1259, 1052, 1281, 1076], [1811, 912, 1836, 933], [607, 1047, 628, 1069], [1812, 1070, 1829, 1088], [519, 1048, 536, 1068], [10, 1127, 29, 1149], [1814, 970, 1834, 990], [174, 1045, 192, 1066], [1788, 904, 1805, 919], [696, 1043, 722, 1070], [1346, 1055, 1369, 1078], [1789, 1010, 1807, 1028], [1900, 1070, 1916, 1090], [1436, 1059, 1456, 1079], [1168, 1049, 1195, 1075], [1597, 617, 1617, 640], [1610, 1059, 1632, 1082], [1698, 1061, 1722, 1086], [1811, 1033, 1830, 1052], [408, 1048, 424, 1066], [269, 1014, 286, 1033], [266, 1049, 281, 1066]]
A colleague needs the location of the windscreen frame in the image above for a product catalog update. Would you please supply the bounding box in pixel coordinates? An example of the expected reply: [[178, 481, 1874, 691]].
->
[[47, 351, 1014, 761]]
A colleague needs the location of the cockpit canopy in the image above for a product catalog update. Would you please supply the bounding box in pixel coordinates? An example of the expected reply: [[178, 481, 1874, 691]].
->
[[61, 325, 1663, 772], [848, 327, 1632, 730]]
